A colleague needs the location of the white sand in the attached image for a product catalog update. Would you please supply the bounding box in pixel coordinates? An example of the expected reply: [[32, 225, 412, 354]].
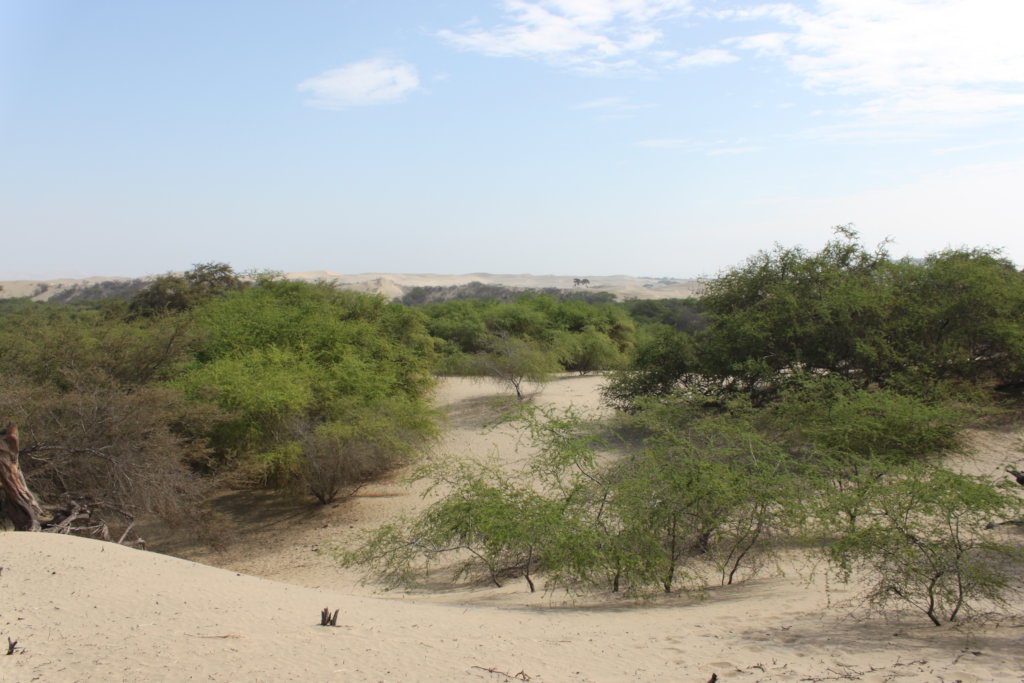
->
[[3, 376, 1024, 682]]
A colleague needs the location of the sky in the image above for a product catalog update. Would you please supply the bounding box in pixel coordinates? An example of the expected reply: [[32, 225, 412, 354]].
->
[[2, 0, 1023, 280]]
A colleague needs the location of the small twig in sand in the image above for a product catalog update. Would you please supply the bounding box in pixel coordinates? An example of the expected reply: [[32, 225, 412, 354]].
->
[[799, 659, 928, 682], [187, 633, 241, 639], [6, 637, 23, 655], [470, 665, 532, 680]]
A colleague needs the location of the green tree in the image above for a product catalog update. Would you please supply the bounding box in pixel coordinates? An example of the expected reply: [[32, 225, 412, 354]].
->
[[602, 326, 699, 410], [697, 228, 892, 401], [128, 262, 245, 317], [473, 333, 562, 400], [887, 248, 1024, 390], [177, 279, 437, 492], [423, 295, 635, 377], [612, 230, 1024, 408], [823, 464, 1022, 626], [294, 398, 438, 505], [338, 405, 800, 596], [557, 326, 624, 375]]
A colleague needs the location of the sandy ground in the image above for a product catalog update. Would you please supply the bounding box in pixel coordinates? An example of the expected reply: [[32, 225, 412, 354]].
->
[[4, 376, 1024, 682]]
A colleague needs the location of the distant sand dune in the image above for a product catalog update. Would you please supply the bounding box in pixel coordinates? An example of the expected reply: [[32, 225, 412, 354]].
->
[[1, 272, 700, 302]]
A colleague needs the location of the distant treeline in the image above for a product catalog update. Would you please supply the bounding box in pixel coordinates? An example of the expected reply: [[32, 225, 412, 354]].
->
[[399, 281, 617, 306]]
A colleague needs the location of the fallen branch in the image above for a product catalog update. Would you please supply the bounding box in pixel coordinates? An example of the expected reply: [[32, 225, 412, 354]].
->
[[469, 666, 531, 680], [187, 633, 242, 639]]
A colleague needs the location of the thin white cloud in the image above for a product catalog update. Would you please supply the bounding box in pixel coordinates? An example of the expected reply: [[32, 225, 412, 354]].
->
[[574, 96, 630, 109], [725, 32, 790, 57], [298, 58, 420, 109], [725, 0, 1024, 137], [674, 48, 738, 69], [573, 96, 654, 116], [438, 0, 695, 73]]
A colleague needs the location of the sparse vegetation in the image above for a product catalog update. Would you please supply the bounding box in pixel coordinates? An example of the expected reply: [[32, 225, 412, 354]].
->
[[338, 230, 1024, 624], [4, 237, 1023, 628]]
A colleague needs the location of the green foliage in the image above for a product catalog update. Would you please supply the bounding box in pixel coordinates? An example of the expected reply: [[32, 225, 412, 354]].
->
[[423, 294, 635, 377], [697, 229, 893, 401], [472, 333, 563, 400], [619, 298, 706, 334], [774, 377, 965, 463], [602, 326, 699, 410], [822, 464, 1022, 625], [0, 304, 212, 533], [294, 398, 439, 504], [177, 279, 438, 493], [338, 405, 801, 595], [887, 249, 1024, 388], [0, 274, 442, 518], [0, 299, 197, 387], [337, 456, 572, 591], [128, 262, 246, 317], [611, 230, 1024, 409]]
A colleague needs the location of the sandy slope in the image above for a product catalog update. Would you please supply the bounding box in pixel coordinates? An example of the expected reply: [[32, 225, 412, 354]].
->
[[3, 376, 1024, 682]]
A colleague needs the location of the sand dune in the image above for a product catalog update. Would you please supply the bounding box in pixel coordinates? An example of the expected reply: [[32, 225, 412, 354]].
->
[[0, 272, 700, 303], [7, 531, 1020, 683], [4, 376, 1024, 682]]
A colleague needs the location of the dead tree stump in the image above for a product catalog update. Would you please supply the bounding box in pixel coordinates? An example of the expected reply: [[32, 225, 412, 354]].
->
[[0, 424, 44, 531]]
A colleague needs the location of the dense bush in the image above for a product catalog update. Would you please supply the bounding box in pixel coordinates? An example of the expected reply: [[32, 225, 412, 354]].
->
[[0, 303, 210, 534], [0, 268, 442, 528], [608, 228, 1024, 408], [177, 278, 438, 498], [422, 295, 636, 386]]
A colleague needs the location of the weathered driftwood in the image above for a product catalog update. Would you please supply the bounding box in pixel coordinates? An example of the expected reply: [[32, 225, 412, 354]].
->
[[0, 424, 144, 542], [320, 607, 340, 626], [0, 424, 44, 531]]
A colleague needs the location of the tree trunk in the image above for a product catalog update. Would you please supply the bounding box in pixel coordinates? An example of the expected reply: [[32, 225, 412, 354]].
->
[[0, 424, 44, 531]]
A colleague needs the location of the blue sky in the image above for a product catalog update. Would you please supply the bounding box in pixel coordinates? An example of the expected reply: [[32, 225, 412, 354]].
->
[[2, 0, 1023, 279]]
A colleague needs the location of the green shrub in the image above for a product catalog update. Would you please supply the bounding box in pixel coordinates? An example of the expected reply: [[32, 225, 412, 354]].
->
[[823, 464, 1022, 625]]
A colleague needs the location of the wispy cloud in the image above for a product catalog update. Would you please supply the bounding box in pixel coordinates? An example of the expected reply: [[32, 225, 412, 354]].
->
[[298, 58, 420, 109], [725, 0, 1024, 137], [573, 96, 653, 119], [438, 0, 696, 73], [674, 48, 738, 69], [574, 96, 632, 109]]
